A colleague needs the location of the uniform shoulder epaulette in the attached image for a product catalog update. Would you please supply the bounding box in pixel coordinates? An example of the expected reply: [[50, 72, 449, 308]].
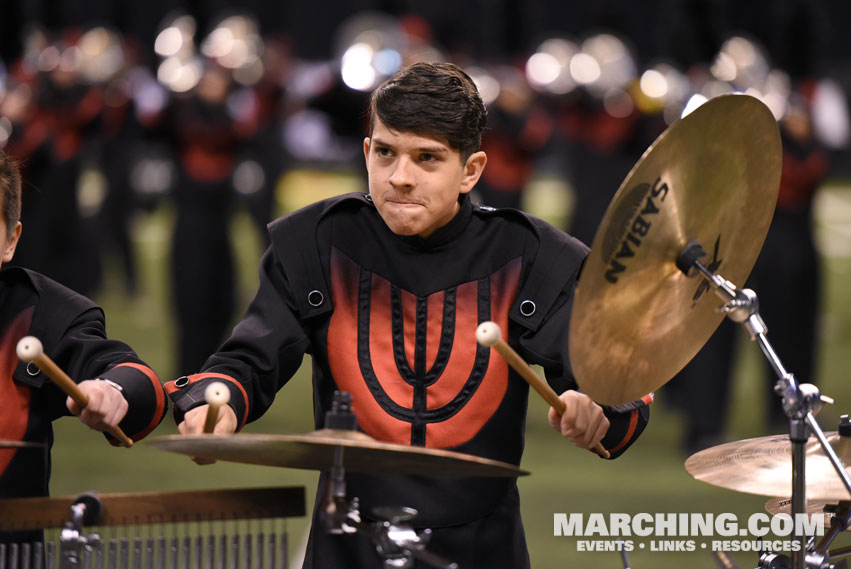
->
[[266, 193, 372, 321], [472, 204, 589, 332]]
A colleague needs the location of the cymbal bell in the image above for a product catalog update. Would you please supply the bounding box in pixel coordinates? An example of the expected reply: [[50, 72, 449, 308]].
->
[[686, 432, 851, 501], [569, 94, 781, 405], [149, 429, 527, 477]]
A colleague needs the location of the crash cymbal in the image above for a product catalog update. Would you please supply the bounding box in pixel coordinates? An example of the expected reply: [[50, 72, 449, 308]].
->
[[149, 429, 528, 477], [569, 94, 781, 405], [765, 497, 851, 531], [686, 432, 851, 500], [0, 439, 44, 448]]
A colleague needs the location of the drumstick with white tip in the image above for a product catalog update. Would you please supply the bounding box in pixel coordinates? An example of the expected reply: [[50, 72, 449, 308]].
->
[[203, 382, 231, 433], [16, 336, 134, 448], [475, 321, 610, 459]]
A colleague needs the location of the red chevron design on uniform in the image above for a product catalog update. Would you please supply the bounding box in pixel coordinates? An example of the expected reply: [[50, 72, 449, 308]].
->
[[326, 248, 521, 449]]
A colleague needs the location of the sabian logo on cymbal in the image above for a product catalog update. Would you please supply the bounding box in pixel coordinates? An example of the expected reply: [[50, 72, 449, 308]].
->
[[603, 177, 669, 283]]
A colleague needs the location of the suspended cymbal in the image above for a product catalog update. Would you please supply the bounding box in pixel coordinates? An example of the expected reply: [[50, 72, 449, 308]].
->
[[765, 497, 851, 531], [685, 432, 851, 500], [149, 429, 528, 477], [569, 94, 781, 405]]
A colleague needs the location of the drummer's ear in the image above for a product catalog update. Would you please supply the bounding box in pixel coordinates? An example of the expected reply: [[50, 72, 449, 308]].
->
[[2, 222, 22, 264]]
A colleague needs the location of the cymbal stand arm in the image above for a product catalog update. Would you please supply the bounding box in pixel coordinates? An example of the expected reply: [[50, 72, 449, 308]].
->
[[814, 502, 851, 557], [691, 260, 768, 338], [692, 260, 851, 498], [681, 247, 848, 569], [823, 545, 851, 561], [807, 416, 851, 561]]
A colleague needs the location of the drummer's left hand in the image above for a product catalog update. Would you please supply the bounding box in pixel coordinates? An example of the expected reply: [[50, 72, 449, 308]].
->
[[178, 404, 238, 465], [548, 390, 609, 450], [179, 404, 238, 436]]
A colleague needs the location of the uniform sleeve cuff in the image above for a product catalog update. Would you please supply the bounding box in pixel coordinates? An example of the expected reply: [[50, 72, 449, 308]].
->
[[165, 373, 249, 430]]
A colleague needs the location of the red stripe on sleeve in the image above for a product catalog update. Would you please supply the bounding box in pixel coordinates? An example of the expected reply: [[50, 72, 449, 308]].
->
[[607, 410, 639, 455], [113, 362, 165, 441]]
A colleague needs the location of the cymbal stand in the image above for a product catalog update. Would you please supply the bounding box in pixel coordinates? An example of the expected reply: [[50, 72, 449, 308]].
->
[[318, 392, 458, 569], [678, 242, 851, 569], [58, 493, 102, 569]]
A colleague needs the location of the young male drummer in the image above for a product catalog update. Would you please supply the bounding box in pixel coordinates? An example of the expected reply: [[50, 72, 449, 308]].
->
[[0, 150, 168, 532], [168, 62, 650, 568]]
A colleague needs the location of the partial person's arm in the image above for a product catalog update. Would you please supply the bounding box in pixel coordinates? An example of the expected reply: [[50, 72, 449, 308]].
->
[[55, 307, 168, 444], [165, 247, 311, 434]]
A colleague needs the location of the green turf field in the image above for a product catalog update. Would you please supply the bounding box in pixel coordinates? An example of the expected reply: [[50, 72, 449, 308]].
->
[[44, 178, 851, 569]]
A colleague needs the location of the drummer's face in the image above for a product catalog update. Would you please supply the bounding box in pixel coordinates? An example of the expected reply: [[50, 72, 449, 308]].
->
[[364, 118, 486, 239], [0, 216, 21, 268]]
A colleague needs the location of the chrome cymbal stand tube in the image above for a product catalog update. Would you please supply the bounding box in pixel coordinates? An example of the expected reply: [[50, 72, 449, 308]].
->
[[678, 242, 851, 569]]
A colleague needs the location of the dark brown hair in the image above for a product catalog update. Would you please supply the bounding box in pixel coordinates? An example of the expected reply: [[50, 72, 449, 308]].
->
[[368, 62, 487, 160], [0, 150, 21, 238]]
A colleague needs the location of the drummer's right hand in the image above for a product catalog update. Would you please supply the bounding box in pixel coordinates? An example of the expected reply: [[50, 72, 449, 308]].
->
[[178, 404, 238, 465]]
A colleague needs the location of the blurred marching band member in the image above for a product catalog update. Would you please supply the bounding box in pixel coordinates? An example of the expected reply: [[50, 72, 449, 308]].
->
[[10, 30, 105, 297], [473, 64, 554, 211], [751, 81, 835, 430], [166, 60, 257, 375]]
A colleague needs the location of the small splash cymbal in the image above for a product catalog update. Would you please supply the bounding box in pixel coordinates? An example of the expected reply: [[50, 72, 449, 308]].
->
[[569, 94, 781, 405]]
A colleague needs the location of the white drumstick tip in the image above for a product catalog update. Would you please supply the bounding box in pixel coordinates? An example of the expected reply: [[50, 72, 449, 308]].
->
[[205, 382, 230, 407], [475, 321, 502, 347], [16, 336, 44, 363]]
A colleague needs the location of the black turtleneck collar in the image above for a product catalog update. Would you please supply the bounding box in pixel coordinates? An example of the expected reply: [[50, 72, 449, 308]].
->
[[396, 194, 473, 249]]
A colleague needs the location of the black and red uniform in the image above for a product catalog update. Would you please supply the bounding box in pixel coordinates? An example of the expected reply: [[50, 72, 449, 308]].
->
[[167, 193, 650, 568], [0, 267, 168, 541]]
